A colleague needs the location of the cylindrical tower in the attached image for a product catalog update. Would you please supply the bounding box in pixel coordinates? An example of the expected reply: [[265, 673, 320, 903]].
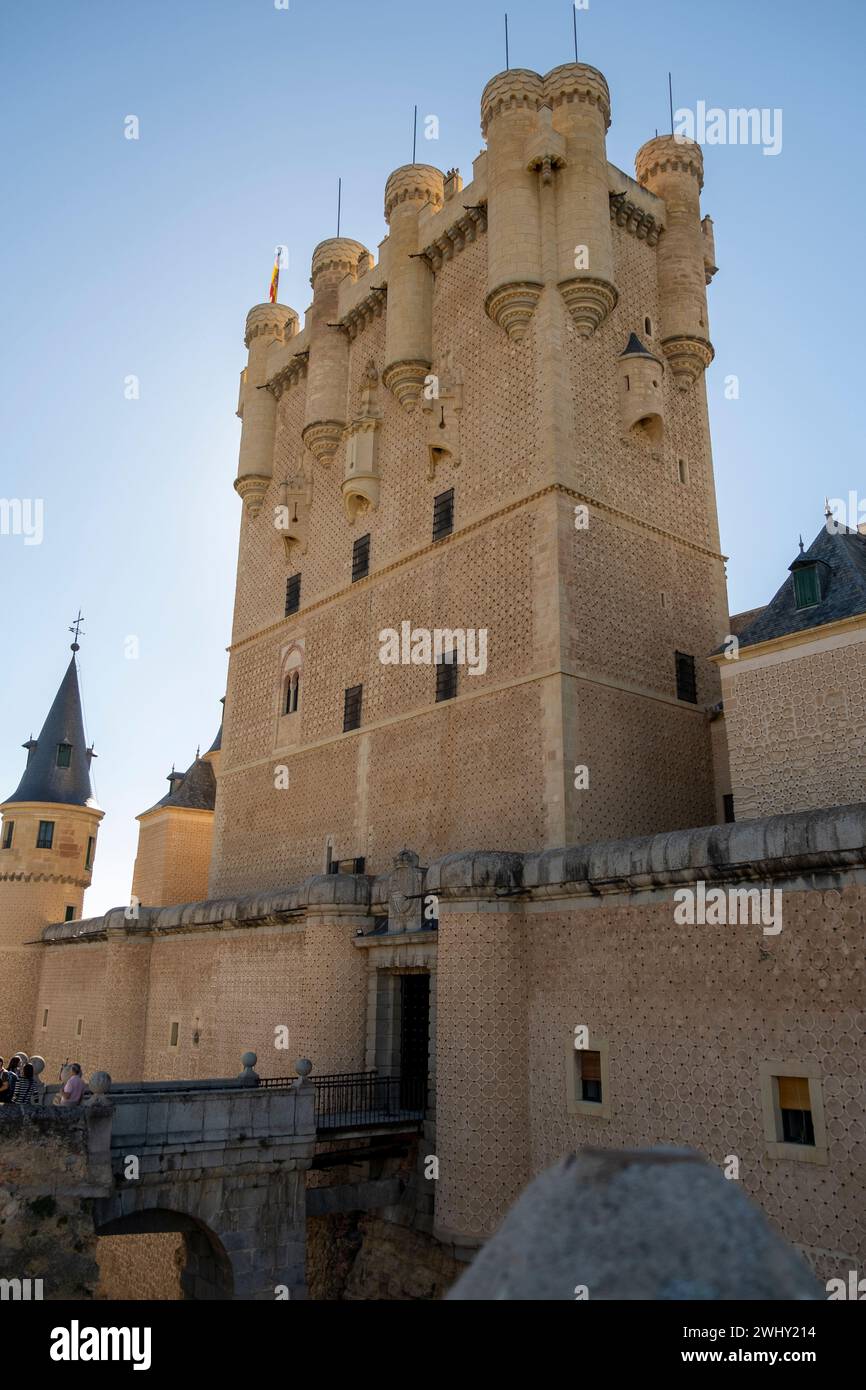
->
[[546, 62, 618, 336], [0, 649, 103, 1052], [635, 135, 714, 390], [235, 302, 298, 517], [480, 68, 545, 341], [382, 164, 445, 410], [302, 238, 369, 462]]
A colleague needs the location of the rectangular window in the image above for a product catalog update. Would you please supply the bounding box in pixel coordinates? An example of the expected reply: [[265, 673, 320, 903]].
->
[[777, 1075, 815, 1146], [793, 566, 820, 610], [56, 742, 72, 768], [343, 684, 363, 732], [579, 1050, 603, 1104], [352, 533, 371, 582], [675, 651, 697, 704], [435, 650, 458, 703], [42, 1009, 49, 1030], [85, 836, 95, 870], [36, 821, 54, 850], [76, 1017, 84, 1038], [169, 1021, 180, 1049], [2, 821, 13, 849], [723, 793, 735, 824], [64, 905, 75, 922], [432, 488, 454, 542], [285, 573, 301, 616]]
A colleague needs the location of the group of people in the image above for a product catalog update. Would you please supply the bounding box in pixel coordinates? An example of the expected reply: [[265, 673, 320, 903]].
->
[[0, 1054, 86, 1106]]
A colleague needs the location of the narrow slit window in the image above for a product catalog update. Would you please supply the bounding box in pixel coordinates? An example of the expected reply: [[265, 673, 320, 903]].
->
[[85, 835, 95, 870], [435, 650, 458, 703], [352, 533, 371, 582], [675, 651, 697, 704], [343, 684, 363, 732], [285, 573, 301, 616], [432, 489, 454, 542], [2, 821, 13, 849]]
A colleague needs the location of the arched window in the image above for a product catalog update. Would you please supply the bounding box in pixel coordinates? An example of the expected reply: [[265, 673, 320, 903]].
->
[[281, 643, 304, 719], [285, 670, 300, 715]]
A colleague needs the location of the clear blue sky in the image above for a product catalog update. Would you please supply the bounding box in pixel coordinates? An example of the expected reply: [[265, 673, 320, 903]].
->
[[2, 0, 863, 914]]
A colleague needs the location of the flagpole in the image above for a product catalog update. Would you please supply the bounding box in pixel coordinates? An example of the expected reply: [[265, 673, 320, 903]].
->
[[337, 177, 342, 237]]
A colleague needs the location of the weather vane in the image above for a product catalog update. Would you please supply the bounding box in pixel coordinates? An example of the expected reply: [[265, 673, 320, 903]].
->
[[69, 610, 85, 652]]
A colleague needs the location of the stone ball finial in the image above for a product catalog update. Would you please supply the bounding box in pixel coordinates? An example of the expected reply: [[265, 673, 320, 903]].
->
[[295, 1058, 313, 1079], [89, 1071, 111, 1096], [29, 1056, 45, 1078], [241, 1051, 258, 1069]]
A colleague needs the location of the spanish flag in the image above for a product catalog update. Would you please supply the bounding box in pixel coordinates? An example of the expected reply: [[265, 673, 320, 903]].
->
[[268, 250, 281, 304]]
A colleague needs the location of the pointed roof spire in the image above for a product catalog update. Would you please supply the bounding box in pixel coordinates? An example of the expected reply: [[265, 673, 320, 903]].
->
[[4, 639, 98, 808]]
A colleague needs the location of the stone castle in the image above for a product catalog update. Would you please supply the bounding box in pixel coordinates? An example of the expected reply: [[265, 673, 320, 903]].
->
[[2, 60, 864, 1298]]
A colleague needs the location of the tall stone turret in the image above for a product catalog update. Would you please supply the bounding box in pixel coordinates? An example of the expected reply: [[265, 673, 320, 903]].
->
[[546, 63, 618, 336], [481, 69, 545, 340], [0, 643, 103, 1049], [382, 164, 445, 409], [302, 238, 370, 461], [635, 135, 714, 389], [236, 301, 299, 517]]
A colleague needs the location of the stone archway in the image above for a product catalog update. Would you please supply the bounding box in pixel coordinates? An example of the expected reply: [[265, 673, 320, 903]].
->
[[96, 1209, 234, 1301]]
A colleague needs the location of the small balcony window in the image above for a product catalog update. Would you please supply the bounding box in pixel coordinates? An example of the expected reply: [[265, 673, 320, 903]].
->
[[285, 573, 301, 616], [432, 489, 454, 542], [343, 684, 363, 732], [352, 534, 371, 582]]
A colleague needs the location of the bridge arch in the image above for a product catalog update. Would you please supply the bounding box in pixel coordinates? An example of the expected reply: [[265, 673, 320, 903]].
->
[[96, 1207, 234, 1301]]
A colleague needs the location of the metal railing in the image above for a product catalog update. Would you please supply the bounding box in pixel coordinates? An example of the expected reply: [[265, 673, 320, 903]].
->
[[259, 1070, 427, 1130]]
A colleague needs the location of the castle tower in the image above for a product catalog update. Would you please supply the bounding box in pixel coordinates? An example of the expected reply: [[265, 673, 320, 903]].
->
[[0, 641, 103, 1049], [235, 301, 299, 517], [212, 57, 730, 899], [635, 135, 714, 389], [130, 708, 221, 908]]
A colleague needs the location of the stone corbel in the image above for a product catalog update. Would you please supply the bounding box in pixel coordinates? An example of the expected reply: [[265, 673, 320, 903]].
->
[[342, 418, 381, 522], [525, 105, 566, 185], [274, 459, 313, 557]]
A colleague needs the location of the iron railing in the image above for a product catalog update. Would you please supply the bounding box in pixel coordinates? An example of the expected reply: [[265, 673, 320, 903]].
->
[[259, 1069, 427, 1130]]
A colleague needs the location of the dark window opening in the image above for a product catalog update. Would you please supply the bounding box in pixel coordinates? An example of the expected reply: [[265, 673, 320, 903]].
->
[[352, 533, 371, 582], [285, 670, 300, 715], [675, 651, 697, 704], [285, 573, 301, 616], [778, 1076, 815, 1146], [645, 316, 653, 337], [399, 973, 430, 1111], [64, 905, 75, 922], [56, 742, 72, 768], [37, 821, 54, 850], [723, 793, 735, 824], [85, 835, 95, 869], [432, 488, 454, 542], [579, 1050, 603, 1104], [793, 565, 820, 610], [2, 821, 13, 850], [343, 684, 363, 732], [435, 650, 458, 703]]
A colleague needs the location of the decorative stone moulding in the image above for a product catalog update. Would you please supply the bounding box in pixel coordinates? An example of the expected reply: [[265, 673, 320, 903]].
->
[[525, 106, 566, 184], [484, 282, 543, 342], [661, 334, 715, 391], [383, 165, 446, 222], [609, 191, 663, 246], [542, 63, 612, 129], [301, 420, 343, 462], [421, 351, 464, 479], [480, 68, 545, 137], [558, 276, 619, 338], [275, 465, 313, 557], [635, 136, 705, 191], [234, 473, 270, 519], [381, 359, 430, 412], [244, 303, 298, 349]]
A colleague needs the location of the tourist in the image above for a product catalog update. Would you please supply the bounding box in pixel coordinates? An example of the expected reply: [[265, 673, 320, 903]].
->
[[1, 1055, 21, 1103], [59, 1062, 86, 1105], [13, 1062, 37, 1105], [0, 1058, 14, 1104]]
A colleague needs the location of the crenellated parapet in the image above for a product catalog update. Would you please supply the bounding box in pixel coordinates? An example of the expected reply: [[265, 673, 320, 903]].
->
[[635, 135, 714, 390], [382, 164, 445, 410]]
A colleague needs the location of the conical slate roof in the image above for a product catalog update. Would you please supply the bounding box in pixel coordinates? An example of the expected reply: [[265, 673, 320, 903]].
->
[[143, 755, 216, 814], [4, 655, 98, 808]]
